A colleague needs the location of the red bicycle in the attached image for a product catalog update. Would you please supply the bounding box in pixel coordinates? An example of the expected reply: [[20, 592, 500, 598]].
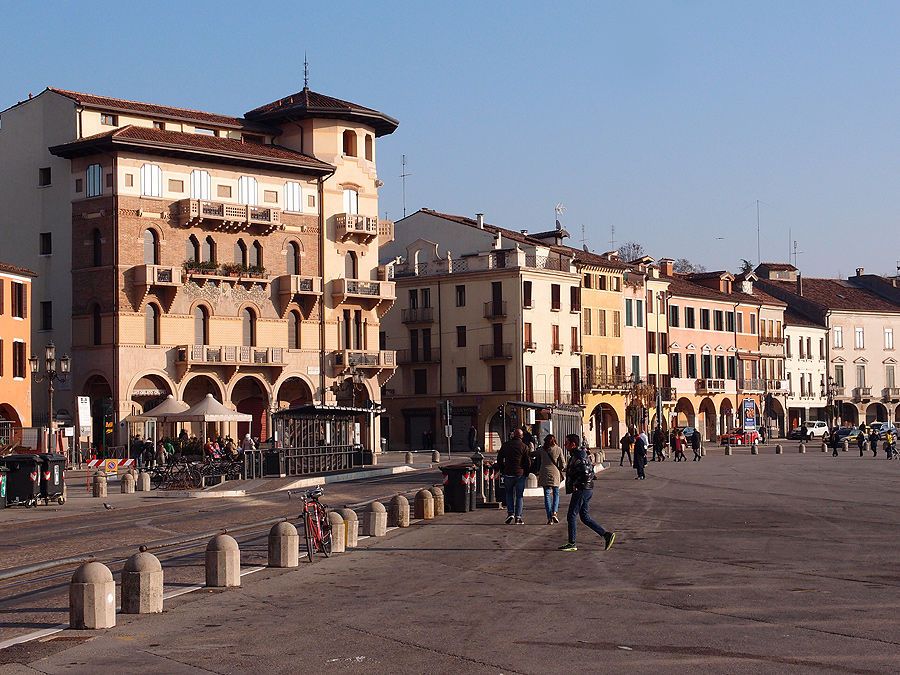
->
[[299, 486, 332, 562]]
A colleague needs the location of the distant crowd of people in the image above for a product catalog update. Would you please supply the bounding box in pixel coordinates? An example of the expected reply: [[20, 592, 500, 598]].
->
[[129, 428, 258, 468]]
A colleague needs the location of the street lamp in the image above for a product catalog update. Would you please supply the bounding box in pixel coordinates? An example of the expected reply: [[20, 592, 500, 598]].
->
[[820, 375, 837, 429], [29, 341, 70, 430]]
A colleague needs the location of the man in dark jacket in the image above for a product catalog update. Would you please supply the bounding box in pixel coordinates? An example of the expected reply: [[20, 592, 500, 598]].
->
[[497, 429, 530, 524], [559, 434, 615, 552], [619, 430, 633, 467], [691, 428, 702, 461]]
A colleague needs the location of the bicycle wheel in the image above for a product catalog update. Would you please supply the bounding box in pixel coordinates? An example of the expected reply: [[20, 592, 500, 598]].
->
[[320, 517, 333, 557], [188, 468, 202, 489], [303, 510, 315, 563], [150, 469, 164, 489]]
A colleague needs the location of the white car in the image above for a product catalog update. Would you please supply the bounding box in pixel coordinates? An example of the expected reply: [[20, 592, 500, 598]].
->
[[791, 420, 829, 439]]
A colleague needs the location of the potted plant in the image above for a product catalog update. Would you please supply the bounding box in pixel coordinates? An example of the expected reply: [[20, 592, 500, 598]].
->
[[183, 258, 201, 272], [248, 264, 267, 278], [220, 262, 243, 277]]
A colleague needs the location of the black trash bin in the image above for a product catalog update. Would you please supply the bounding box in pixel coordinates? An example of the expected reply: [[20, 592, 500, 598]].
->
[[36, 453, 66, 505], [440, 463, 475, 512], [3, 454, 42, 507]]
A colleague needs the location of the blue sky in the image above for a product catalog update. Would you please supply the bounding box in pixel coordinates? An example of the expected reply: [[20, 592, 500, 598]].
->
[[4, 1, 900, 277]]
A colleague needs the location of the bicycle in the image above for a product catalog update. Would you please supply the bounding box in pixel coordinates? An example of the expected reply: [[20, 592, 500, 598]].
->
[[148, 459, 201, 490], [298, 486, 332, 562]]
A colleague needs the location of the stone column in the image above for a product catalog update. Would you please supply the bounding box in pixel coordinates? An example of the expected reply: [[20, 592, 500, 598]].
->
[[92, 473, 107, 498], [136, 472, 151, 491], [414, 489, 434, 520], [121, 474, 135, 494], [328, 512, 346, 553], [430, 486, 445, 516]]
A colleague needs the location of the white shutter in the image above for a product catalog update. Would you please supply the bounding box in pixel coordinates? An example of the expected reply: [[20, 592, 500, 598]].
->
[[191, 170, 210, 199], [238, 176, 258, 205], [284, 182, 301, 212], [343, 189, 358, 214], [141, 164, 162, 197]]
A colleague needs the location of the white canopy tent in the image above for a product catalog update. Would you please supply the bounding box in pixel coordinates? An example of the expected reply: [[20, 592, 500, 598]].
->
[[123, 394, 190, 459], [167, 394, 253, 457]]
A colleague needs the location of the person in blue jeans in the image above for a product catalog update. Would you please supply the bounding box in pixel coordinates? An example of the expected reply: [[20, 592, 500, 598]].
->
[[559, 434, 615, 552], [496, 428, 530, 524], [537, 434, 565, 524]]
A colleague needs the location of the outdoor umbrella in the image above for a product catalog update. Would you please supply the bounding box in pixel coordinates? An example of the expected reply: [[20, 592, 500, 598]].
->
[[167, 394, 252, 458]]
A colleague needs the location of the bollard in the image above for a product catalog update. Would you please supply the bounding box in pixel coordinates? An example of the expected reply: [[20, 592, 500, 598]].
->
[[328, 512, 346, 553], [404, 452, 413, 464], [414, 489, 435, 520], [267, 522, 299, 568], [430, 486, 445, 517], [431, 450, 441, 463], [338, 508, 359, 548], [136, 471, 151, 491], [799, 442, 806, 453], [842, 440, 849, 453], [861, 440, 868, 457], [121, 551, 163, 614], [750, 443, 759, 455], [121, 473, 135, 494], [775, 444, 783, 454], [205, 534, 240, 587], [389, 495, 410, 528], [483, 462, 494, 503], [821, 442, 828, 453], [362, 501, 387, 536], [725, 445, 732, 456], [92, 472, 107, 498], [128, 467, 137, 478], [70, 562, 116, 629]]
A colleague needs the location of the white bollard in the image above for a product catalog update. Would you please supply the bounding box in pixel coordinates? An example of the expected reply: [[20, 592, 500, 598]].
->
[[328, 512, 346, 553], [338, 508, 359, 548]]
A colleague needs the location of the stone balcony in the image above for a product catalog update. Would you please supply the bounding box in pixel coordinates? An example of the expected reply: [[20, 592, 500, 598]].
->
[[696, 378, 726, 393], [176, 198, 282, 233], [335, 213, 379, 244], [332, 278, 395, 317], [174, 344, 285, 379]]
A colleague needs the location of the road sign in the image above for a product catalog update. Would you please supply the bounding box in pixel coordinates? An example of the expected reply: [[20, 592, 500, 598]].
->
[[104, 459, 118, 475]]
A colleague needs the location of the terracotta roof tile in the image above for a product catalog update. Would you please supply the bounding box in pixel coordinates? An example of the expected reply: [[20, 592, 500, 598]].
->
[[0, 261, 37, 277], [764, 278, 900, 313], [758, 262, 797, 271], [784, 308, 825, 329]]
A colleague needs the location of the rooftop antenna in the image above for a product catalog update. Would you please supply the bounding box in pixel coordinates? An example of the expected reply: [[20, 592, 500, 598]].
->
[[610, 224, 616, 251], [400, 155, 411, 218], [792, 240, 803, 268], [303, 53, 309, 89], [555, 203, 566, 230], [581, 224, 587, 250], [756, 200, 761, 266]]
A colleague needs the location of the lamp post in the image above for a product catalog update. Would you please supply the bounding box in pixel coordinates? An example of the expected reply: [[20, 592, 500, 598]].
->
[[821, 375, 838, 430], [29, 341, 71, 431]]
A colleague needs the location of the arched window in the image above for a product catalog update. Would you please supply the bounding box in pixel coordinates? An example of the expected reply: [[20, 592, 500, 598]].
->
[[194, 305, 209, 345], [202, 236, 216, 263], [250, 241, 263, 268], [342, 189, 358, 215], [143, 229, 158, 265], [342, 130, 357, 157], [186, 235, 200, 262], [140, 163, 162, 197], [92, 229, 103, 267], [234, 239, 247, 266], [365, 134, 373, 161], [238, 176, 258, 205], [287, 242, 300, 276], [92, 304, 102, 346], [345, 251, 358, 280], [190, 169, 211, 199], [288, 310, 301, 349], [242, 308, 256, 347], [145, 303, 160, 345]]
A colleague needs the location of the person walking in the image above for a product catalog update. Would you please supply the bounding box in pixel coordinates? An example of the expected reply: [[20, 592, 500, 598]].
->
[[652, 426, 666, 462], [558, 434, 615, 552], [619, 429, 633, 467], [858, 429, 867, 457], [537, 434, 566, 524], [633, 430, 648, 479], [497, 429, 530, 524], [831, 429, 840, 457], [241, 432, 256, 454], [886, 428, 895, 459], [468, 425, 478, 453], [691, 427, 702, 461], [870, 428, 879, 457], [672, 429, 687, 461]]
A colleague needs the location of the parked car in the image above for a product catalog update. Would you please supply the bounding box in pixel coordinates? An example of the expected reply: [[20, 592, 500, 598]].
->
[[720, 428, 760, 445], [867, 422, 897, 440], [833, 427, 862, 444], [787, 420, 830, 440]]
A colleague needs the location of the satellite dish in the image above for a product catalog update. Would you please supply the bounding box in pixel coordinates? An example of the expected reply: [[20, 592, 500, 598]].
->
[[555, 219, 562, 230], [583, 244, 589, 252]]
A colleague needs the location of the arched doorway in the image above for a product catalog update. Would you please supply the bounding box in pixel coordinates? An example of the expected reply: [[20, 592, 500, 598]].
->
[[719, 398, 735, 438], [589, 403, 619, 449], [275, 376, 313, 409], [699, 398, 717, 442], [0, 404, 22, 447], [866, 402, 888, 423], [83, 375, 113, 453], [674, 398, 695, 428], [232, 376, 269, 441], [767, 397, 785, 438], [841, 402, 859, 426]]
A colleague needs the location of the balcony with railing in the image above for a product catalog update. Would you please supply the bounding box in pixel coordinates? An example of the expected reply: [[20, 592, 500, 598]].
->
[[332, 278, 396, 317], [853, 386, 872, 401], [175, 345, 285, 376], [532, 390, 582, 405], [479, 343, 513, 360], [335, 213, 379, 244], [524, 340, 537, 352], [483, 301, 507, 319], [551, 342, 564, 353], [884, 387, 900, 401], [696, 378, 726, 393], [570, 343, 582, 354], [401, 307, 435, 324], [659, 386, 676, 401], [396, 348, 441, 364], [738, 378, 765, 392], [134, 264, 182, 287], [177, 198, 281, 233], [581, 372, 631, 392], [765, 379, 790, 392], [333, 349, 396, 374], [760, 335, 785, 345]]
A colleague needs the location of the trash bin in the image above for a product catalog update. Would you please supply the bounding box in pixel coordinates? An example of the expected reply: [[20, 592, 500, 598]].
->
[[0, 468, 7, 509], [440, 463, 475, 512], [3, 454, 42, 507], [37, 453, 66, 505]]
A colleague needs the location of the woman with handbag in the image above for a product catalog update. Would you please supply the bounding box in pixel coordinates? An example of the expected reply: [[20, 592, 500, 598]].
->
[[537, 434, 566, 524]]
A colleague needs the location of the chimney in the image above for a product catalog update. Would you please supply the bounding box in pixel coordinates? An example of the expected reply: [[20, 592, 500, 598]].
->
[[797, 272, 803, 296], [476, 213, 484, 229], [659, 258, 674, 276], [855, 267, 865, 277]]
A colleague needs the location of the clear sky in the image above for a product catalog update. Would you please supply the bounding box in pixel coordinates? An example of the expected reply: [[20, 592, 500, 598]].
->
[[4, 1, 899, 278]]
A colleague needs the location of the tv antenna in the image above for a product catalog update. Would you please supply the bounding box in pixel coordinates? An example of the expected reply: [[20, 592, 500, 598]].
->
[[303, 53, 309, 89], [610, 224, 616, 252], [792, 240, 803, 267], [400, 155, 411, 218]]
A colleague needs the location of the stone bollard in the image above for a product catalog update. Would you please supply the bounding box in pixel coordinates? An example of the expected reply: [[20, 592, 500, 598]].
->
[[430, 486, 445, 516], [92, 472, 107, 498], [799, 442, 806, 453], [128, 467, 137, 478], [136, 471, 151, 492], [750, 443, 759, 455], [389, 495, 410, 528], [338, 508, 359, 548], [328, 512, 346, 553], [431, 450, 440, 463], [414, 489, 434, 520], [404, 452, 413, 464], [121, 551, 163, 614], [70, 562, 116, 629], [775, 444, 783, 454], [725, 445, 732, 456], [121, 473, 135, 494], [267, 522, 299, 568], [206, 534, 240, 587], [363, 502, 387, 536], [842, 440, 849, 453], [525, 473, 538, 489], [821, 442, 828, 453]]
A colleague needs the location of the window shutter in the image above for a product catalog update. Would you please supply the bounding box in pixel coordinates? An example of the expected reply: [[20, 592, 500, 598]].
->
[[21, 284, 26, 319], [0, 279, 4, 315]]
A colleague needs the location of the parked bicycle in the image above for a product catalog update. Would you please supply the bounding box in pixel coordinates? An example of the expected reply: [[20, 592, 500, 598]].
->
[[148, 459, 201, 490], [298, 485, 332, 562]]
